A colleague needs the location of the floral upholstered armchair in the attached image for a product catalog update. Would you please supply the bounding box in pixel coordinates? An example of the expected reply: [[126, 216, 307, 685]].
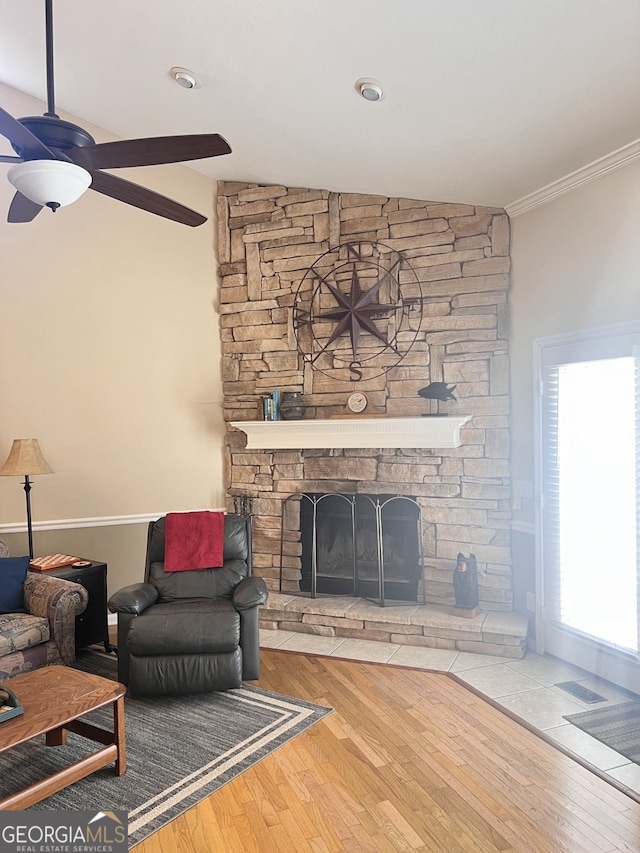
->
[[0, 568, 88, 681]]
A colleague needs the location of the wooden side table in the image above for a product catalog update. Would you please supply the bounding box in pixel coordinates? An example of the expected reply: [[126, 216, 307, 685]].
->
[[44, 560, 113, 653]]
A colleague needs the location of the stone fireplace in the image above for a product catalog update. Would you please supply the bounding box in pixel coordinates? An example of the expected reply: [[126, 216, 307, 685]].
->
[[217, 181, 524, 655]]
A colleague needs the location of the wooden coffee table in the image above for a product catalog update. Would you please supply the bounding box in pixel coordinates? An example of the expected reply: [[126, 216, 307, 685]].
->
[[0, 664, 126, 809]]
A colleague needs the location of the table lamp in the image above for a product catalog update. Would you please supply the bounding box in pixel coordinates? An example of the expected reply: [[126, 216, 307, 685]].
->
[[0, 439, 54, 559]]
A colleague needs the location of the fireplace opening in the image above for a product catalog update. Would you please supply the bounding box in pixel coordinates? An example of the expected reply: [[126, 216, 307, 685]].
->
[[295, 493, 421, 604]]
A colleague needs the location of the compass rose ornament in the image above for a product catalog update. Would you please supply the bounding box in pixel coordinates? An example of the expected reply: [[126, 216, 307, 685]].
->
[[293, 241, 424, 381]]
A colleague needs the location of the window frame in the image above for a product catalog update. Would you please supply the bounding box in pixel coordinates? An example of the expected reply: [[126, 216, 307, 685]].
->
[[534, 319, 640, 687]]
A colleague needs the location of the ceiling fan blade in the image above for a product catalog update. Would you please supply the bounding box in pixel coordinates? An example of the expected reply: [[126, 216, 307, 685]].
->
[[0, 107, 57, 160], [88, 170, 207, 227], [68, 134, 231, 170], [8, 192, 43, 223], [0, 155, 23, 163]]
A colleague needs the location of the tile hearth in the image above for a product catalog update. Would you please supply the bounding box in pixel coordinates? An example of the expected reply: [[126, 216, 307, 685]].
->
[[259, 592, 529, 659]]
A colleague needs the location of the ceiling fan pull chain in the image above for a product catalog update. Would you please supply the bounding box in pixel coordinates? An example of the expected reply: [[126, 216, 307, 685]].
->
[[44, 0, 58, 118]]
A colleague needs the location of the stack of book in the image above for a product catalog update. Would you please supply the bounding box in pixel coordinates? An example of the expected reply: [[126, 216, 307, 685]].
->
[[262, 390, 280, 420]]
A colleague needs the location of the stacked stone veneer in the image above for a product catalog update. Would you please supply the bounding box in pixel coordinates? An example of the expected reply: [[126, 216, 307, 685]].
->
[[218, 181, 512, 618]]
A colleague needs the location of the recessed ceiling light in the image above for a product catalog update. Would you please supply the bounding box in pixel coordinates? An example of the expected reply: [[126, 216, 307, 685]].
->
[[355, 78, 384, 101], [170, 67, 199, 89]]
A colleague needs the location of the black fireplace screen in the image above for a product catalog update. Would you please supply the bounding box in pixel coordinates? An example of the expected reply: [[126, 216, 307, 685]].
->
[[280, 493, 422, 606]]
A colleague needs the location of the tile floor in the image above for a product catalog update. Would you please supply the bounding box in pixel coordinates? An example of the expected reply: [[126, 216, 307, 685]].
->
[[260, 627, 640, 796]]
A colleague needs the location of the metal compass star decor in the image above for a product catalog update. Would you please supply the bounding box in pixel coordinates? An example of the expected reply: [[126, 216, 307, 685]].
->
[[293, 241, 424, 381]]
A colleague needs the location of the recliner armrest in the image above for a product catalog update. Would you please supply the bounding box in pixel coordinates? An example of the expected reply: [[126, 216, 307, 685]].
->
[[108, 583, 158, 616], [233, 576, 268, 611]]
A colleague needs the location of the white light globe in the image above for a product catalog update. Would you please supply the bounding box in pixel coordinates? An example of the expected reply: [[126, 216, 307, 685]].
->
[[7, 160, 92, 209]]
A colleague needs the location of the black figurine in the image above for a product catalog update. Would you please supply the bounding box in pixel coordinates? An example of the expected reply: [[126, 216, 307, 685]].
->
[[453, 552, 479, 613], [418, 382, 457, 416]]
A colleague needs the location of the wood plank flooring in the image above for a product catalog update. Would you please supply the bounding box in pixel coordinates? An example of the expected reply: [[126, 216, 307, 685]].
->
[[134, 650, 640, 852]]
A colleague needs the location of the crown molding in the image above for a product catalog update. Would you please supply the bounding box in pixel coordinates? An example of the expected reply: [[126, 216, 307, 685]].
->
[[506, 138, 640, 218]]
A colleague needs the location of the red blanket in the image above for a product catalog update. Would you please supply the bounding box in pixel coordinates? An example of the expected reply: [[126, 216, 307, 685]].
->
[[164, 511, 225, 572]]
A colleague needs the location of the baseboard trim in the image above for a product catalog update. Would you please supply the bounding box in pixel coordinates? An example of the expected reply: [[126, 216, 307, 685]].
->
[[0, 508, 227, 535]]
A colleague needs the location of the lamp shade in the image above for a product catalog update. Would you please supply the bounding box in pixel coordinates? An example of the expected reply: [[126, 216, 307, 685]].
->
[[0, 439, 54, 477], [7, 160, 92, 209]]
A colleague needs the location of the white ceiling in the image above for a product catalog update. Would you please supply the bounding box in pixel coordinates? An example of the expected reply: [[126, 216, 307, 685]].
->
[[0, 0, 638, 209]]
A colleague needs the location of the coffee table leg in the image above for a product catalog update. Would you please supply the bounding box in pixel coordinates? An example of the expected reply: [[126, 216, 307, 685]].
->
[[46, 727, 68, 746], [113, 695, 126, 776]]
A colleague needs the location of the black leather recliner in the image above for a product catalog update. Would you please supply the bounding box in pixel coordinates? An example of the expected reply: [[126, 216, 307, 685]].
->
[[108, 514, 268, 696]]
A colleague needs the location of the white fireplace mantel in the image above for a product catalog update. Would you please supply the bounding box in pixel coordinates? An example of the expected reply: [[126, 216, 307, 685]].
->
[[230, 416, 472, 450]]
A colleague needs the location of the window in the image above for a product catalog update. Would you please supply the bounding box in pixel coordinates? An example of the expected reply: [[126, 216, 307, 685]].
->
[[536, 321, 640, 686]]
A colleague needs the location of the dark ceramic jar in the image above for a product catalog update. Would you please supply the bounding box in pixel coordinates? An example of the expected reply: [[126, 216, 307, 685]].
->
[[280, 391, 305, 420]]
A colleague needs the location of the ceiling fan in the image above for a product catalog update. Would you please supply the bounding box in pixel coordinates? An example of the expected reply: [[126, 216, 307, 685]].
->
[[0, 0, 231, 226]]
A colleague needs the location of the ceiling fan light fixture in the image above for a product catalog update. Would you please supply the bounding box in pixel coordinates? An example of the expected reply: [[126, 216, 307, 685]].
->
[[7, 160, 92, 210], [0, 0, 229, 225]]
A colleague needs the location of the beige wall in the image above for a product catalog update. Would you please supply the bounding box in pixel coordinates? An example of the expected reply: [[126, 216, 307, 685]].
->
[[510, 159, 640, 528], [0, 85, 225, 593], [1, 525, 147, 598]]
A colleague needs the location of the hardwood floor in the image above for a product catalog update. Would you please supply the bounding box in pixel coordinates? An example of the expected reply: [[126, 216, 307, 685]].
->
[[134, 649, 640, 852]]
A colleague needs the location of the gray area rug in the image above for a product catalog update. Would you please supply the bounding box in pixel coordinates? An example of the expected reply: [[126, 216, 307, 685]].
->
[[564, 701, 640, 763], [0, 652, 331, 847]]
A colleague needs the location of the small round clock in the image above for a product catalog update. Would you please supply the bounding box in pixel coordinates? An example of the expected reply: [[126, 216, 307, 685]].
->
[[347, 392, 368, 414]]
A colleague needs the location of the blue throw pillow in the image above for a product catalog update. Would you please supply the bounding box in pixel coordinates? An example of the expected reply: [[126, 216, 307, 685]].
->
[[0, 556, 30, 614]]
